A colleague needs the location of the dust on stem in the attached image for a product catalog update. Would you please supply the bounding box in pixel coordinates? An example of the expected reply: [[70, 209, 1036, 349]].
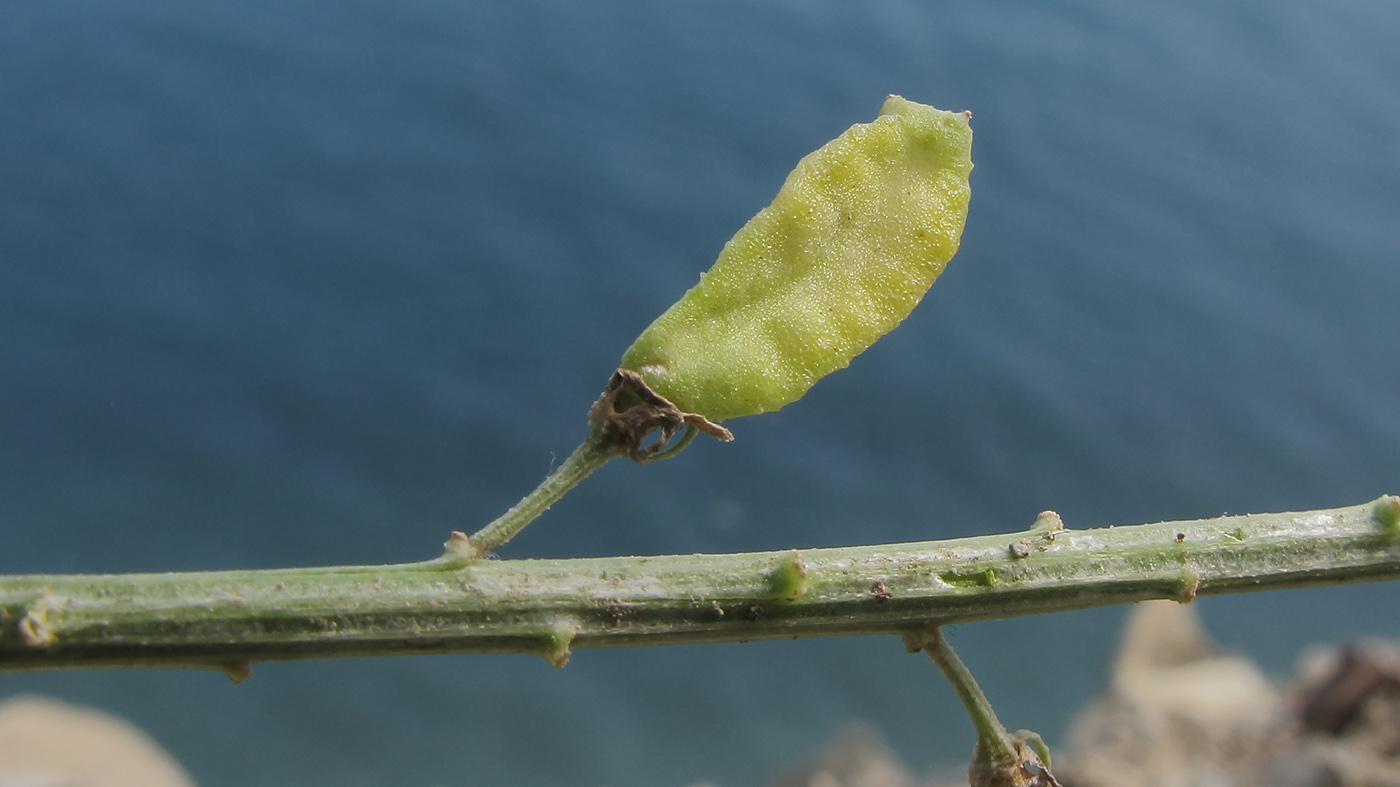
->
[[447, 370, 733, 561]]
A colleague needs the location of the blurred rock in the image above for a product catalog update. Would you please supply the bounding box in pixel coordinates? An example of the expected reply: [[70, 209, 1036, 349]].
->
[[1057, 600, 1284, 787], [1296, 643, 1400, 735], [768, 723, 966, 787], [1265, 641, 1400, 787], [1058, 602, 1400, 787], [0, 695, 195, 787], [769, 723, 919, 787]]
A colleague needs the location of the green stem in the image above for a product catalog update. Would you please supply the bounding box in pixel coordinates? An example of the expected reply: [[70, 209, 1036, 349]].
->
[[453, 432, 622, 560], [919, 627, 1017, 765], [450, 369, 724, 560], [1, 496, 1396, 674]]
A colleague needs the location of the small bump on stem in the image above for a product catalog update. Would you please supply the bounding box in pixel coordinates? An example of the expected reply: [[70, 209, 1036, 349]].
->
[[543, 619, 579, 668], [767, 551, 809, 600], [1029, 511, 1065, 541], [1373, 495, 1400, 539], [224, 662, 254, 683], [1176, 571, 1201, 603], [442, 531, 478, 562], [18, 595, 57, 647]]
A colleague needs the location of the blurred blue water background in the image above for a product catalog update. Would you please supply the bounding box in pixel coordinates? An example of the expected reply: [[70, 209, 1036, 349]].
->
[[2, 1, 1398, 784]]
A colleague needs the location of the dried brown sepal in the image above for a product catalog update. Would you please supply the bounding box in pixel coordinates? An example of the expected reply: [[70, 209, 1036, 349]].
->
[[970, 734, 1061, 787], [588, 369, 732, 463]]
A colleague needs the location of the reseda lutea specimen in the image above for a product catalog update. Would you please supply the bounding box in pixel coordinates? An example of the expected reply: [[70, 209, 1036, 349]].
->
[[454, 95, 973, 559]]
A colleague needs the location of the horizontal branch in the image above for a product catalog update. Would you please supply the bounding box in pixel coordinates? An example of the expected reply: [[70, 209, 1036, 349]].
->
[[2, 496, 1397, 676]]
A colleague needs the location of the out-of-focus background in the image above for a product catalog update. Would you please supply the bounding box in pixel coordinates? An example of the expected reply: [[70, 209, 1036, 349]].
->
[[2, 1, 1397, 785]]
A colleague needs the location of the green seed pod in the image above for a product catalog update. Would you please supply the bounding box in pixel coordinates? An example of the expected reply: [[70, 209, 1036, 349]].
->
[[620, 95, 973, 422]]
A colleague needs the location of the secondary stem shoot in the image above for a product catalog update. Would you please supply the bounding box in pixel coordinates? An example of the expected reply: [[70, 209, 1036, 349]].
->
[[449, 370, 732, 559], [911, 627, 1059, 787]]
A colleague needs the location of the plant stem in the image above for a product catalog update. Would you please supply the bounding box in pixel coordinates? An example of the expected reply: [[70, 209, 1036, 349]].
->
[[1, 496, 1397, 675], [448, 369, 733, 560], [454, 432, 622, 560], [918, 627, 1018, 765]]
